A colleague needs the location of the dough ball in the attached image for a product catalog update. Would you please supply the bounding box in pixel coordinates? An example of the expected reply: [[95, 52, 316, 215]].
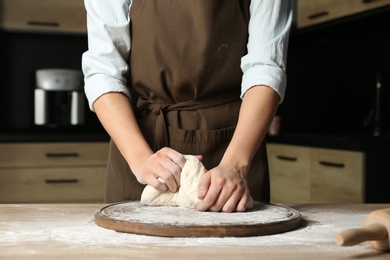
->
[[175, 156, 205, 208], [140, 155, 255, 210], [140, 155, 205, 208], [140, 178, 178, 206]]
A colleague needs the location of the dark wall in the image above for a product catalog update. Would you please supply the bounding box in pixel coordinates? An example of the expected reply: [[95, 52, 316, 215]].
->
[[1, 8, 389, 137], [279, 8, 390, 136], [0, 31, 103, 134]]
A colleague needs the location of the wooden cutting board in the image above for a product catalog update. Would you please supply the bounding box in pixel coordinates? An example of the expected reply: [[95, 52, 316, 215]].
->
[[94, 201, 301, 237]]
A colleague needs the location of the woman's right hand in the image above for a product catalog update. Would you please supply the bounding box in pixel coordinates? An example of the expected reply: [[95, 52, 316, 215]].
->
[[92, 94, 187, 193], [133, 147, 186, 193]]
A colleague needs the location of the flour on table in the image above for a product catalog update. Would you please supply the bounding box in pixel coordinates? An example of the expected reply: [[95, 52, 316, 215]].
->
[[99, 201, 298, 226]]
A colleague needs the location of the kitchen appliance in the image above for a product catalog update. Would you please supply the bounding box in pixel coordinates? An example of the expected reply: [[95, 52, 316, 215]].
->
[[34, 69, 85, 127]]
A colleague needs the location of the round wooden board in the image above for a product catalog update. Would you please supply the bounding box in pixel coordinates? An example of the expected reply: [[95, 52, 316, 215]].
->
[[94, 201, 301, 237]]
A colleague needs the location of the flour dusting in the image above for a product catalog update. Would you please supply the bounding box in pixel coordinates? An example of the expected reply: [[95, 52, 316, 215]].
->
[[97, 201, 297, 226], [0, 204, 376, 253]]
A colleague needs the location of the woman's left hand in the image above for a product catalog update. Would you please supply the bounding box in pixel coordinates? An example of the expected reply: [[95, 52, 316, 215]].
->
[[196, 163, 251, 212]]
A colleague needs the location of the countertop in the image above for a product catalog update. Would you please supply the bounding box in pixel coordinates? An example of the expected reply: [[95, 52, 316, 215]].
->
[[1, 204, 390, 259]]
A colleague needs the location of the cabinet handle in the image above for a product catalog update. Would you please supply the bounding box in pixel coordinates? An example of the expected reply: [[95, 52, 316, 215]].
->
[[27, 21, 60, 27], [46, 153, 80, 158], [276, 155, 297, 162], [45, 179, 79, 184], [362, 0, 375, 3], [319, 161, 345, 168], [308, 11, 329, 20]]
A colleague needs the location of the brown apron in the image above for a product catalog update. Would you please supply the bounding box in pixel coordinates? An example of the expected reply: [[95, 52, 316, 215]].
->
[[106, 0, 270, 203]]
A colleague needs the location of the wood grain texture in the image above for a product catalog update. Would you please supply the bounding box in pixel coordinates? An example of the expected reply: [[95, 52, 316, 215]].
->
[[2, 204, 390, 259], [267, 144, 364, 204], [94, 202, 301, 237], [310, 148, 364, 203], [0, 142, 109, 168], [296, 0, 390, 28], [268, 144, 311, 203], [0, 0, 87, 33], [0, 142, 109, 203], [0, 167, 106, 203]]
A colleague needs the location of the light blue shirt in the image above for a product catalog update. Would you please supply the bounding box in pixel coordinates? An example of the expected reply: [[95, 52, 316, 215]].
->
[[82, 0, 292, 111]]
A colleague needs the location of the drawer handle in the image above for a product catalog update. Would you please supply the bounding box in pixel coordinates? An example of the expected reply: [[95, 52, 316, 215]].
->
[[362, 0, 375, 3], [319, 161, 345, 168], [45, 179, 79, 184], [276, 155, 297, 162], [46, 153, 80, 158], [27, 21, 60, 27], [308, 11, 329, 20]]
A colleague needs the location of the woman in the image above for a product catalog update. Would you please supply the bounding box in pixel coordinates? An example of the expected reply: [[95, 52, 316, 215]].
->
[[82, 0, 292, 212]]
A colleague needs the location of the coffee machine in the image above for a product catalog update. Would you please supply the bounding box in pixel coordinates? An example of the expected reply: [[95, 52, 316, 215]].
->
[[34, 69, 85, 127]]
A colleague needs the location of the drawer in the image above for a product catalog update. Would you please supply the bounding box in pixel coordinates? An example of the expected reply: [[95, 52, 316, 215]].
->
[[267, 144, 311, 203], [0, 142, 109, 168], [0, 167, 106, 203], [296, 0, 390, 28], [0, 0, 87, 34], [310, 148, 365, 203]]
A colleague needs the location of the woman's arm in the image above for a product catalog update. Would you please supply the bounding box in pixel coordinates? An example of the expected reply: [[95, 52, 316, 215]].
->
[[197, 86, 279, 212], [82, 0, 185, 193], [93, 93, 185, 192], [197, 0, 292, 212]]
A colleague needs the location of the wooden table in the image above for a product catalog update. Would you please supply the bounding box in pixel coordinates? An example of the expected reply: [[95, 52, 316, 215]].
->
[[1, 203, 389, 259]]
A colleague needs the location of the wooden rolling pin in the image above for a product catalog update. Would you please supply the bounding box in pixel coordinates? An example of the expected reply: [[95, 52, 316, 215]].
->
[[335, 208, 390, 251]]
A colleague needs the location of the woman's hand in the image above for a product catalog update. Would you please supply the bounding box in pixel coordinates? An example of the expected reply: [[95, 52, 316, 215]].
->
[[196, 86, 280, 213], [196, 163, 251, 212], [133, 147, 186, 193]]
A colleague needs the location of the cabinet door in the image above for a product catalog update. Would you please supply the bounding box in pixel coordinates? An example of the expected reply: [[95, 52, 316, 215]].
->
[[0, 142, 108, 168], [0, 0, 87, 34], [310, 148, 364, 203], [267, 144, 311, 203], [296, 0, 390, 28], [0, 167, 106, 203]]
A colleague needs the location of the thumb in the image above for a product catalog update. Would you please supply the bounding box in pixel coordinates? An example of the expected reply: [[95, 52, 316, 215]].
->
[[190, 154, 203, 161], [198, 171, 211, 199]]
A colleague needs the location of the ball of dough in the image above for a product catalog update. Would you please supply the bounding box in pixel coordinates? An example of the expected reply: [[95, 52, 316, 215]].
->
[[140, 155, 205, 208], [140, 178, 178, 206], [140, 155, 255, 210], [175, 155, 204, 208]]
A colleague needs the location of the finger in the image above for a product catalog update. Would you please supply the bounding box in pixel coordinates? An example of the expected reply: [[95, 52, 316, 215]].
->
[[210, 185, 237, 212], [234, 195, 248, 212], [158, 158, 182, 190], [194, 155, 203, 161], [163, 148, 186, 169], [197, 177, 222, 211], [155, 167, 179, 193], [161, 148, 186, 189], [197, 171, 211, 200], [149, 176, 168, 192]]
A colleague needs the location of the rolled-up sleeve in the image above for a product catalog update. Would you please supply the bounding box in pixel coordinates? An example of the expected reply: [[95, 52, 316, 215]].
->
[[82, 0, 132, 111], [241, 0, 292, 103]]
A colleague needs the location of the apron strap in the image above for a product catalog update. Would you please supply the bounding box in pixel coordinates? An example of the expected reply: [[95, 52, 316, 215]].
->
[[136, 89, 240, 150]]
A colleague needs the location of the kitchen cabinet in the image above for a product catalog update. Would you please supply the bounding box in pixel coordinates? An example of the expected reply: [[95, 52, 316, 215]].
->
[[0, 0, 87, 34], [267, 144, 311, 203], [0, 142, 109, 203], [268, 143, 364, 203], [310, 148, 364, 203], [295, 0, 390, 28]]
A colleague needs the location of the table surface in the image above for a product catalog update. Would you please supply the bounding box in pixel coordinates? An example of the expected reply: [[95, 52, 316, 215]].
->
[[1, 203, 390, 259]]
